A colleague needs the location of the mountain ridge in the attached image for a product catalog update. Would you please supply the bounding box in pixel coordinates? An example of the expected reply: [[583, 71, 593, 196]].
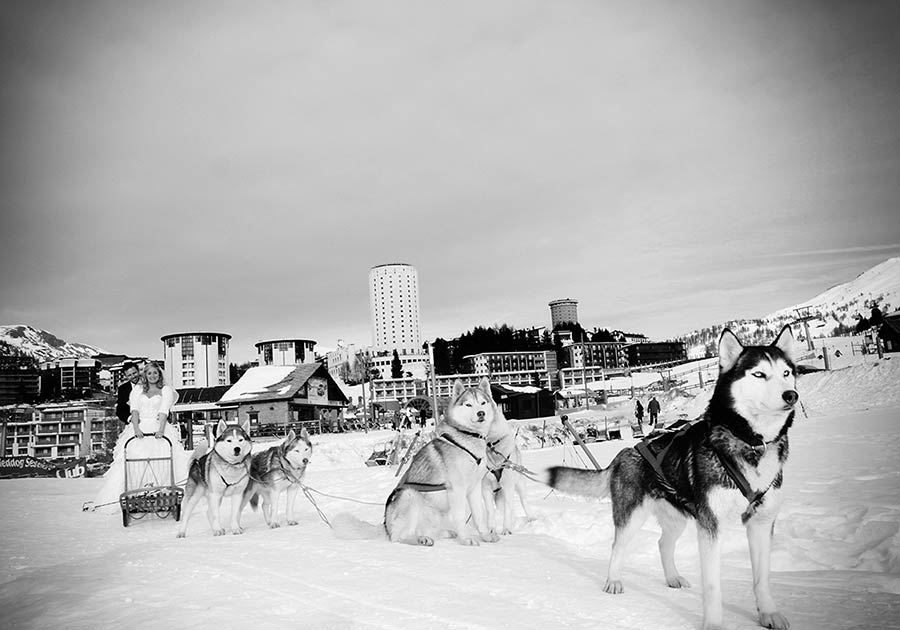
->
[[0, 325, 106, 363], [676, 256, 899, 357]]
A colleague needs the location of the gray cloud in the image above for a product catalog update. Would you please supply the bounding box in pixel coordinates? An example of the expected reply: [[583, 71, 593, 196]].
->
[[2, 0, 899, 362]]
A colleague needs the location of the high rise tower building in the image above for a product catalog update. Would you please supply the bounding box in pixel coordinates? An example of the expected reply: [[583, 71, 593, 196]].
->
[[369, 263, 421, 354], [549, 298, 579, 328], [161, 332, 231, 388]]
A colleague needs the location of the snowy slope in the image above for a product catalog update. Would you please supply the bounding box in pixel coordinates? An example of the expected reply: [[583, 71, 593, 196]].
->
[[678, 257, 900, 357], [0, 358, 898, 629], [771, 256, 900, 320], [0, 325, 106, 362]]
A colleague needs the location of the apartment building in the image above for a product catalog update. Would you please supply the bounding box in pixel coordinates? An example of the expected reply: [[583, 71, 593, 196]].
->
[[1, 401, 117, 459], [565, 342, 628, 370], [39, 359, 100, 398], [462, 350, 558, 376]]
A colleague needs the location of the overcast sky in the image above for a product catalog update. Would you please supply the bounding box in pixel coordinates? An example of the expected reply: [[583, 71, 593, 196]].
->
[[2, 0, 899, 364]]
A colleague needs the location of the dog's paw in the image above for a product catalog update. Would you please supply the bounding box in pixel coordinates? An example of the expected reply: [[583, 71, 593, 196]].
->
[[268, 522, 280, 529], [459, 537, 481, 546], [176, 531, 186, 539], [417, 536, 434, 546], [212, 528, 226, 536], [666, 575, 691, 589], [603, 580, 625, 594], [500, 528, 513, 536], [481, 531, 500, 543], [232, 527, 244, 535], [759, 612, 790, 629], [287, 519, 298, 526]]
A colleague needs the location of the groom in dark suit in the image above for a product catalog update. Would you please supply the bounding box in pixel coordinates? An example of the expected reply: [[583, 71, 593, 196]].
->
[[115, 362, 143, 424]]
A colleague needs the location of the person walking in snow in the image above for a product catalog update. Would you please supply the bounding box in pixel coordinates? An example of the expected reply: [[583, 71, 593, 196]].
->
[[648, 396, 661, 427], [634, 399, 644, 425]]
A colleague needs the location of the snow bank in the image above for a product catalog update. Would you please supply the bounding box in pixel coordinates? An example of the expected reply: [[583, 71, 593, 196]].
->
[[1, 360, 899, 629]]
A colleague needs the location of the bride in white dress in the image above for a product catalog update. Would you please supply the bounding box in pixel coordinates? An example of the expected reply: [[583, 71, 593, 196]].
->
[[91, 361, 191, 514]]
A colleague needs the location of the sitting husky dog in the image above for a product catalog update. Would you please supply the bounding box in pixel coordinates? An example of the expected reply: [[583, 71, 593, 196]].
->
[[177, 419, 253, 538], [548, 325, 799, 630], [385, 377, 500, 546], [242, 428, 312, 528], [483, 406, 534, 535]]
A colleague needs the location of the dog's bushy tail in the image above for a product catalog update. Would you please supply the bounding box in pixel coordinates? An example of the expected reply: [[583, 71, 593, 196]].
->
[[546, 466, 611, 500]]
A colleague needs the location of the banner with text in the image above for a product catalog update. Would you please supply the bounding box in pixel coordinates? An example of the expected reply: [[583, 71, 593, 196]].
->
[[0, 456, 87, 479]]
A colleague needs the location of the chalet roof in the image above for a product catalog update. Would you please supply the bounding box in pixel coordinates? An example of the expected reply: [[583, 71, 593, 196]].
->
[[490, 384, 544, 397], [176, 385, 231, 405], [219, 363, 348, 405]]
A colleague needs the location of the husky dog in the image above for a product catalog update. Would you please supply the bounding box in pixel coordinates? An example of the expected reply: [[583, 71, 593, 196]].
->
[[177, 419, 253, 538], [483, 406, 534, 535], [385, 377, 500, 546], [548, 325, 799, 630], [242, 429, 312, 528]]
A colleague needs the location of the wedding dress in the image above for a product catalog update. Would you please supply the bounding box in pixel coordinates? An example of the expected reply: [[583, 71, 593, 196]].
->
[[91, 385, 191, 514]]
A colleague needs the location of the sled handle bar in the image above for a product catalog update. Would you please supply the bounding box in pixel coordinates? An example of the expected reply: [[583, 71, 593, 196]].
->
[[124, 435, 173, 448]]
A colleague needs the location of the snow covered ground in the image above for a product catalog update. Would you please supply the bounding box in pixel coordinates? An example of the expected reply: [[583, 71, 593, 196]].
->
[[1, 359, 899, 629]]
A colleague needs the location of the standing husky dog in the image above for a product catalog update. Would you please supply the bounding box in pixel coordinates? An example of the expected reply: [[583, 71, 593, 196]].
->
[[385, 377, 500, 546], [177, 419, 253, 538], [548, 325, 799, 630], [483, 407, 534, 535], [242, 428, 312, 528]]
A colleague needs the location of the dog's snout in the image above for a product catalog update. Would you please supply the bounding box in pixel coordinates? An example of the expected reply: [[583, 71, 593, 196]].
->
[[233, 447, 242, 456], [302, 458, 309, 465], [477, 410, 485, 419], [782, 390, 799, 406]]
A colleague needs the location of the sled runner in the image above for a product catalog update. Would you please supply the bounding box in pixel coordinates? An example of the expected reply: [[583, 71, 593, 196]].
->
[[119, 436, 183, 527]]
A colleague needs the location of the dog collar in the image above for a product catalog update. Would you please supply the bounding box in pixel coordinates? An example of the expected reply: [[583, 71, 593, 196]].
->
[[275, 452, 306, 485], [455, 427, 487, 440], [719, 423, 783, 454]]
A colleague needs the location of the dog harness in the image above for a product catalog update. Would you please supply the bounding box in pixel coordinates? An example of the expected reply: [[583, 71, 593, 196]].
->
[[635, 421, 784, 523], [635, 422, 699, 518], [712, 426, 785, 523], [397, 430, 485, 493], [437, 430, 484, 465], [208, 449, 252, 489], [486, 439, 505, 482]]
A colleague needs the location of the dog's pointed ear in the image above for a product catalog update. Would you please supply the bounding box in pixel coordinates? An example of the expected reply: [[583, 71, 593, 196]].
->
[[478, 376, 492, 398], [772, 324, 795, 361], [718, 328, 744, 372], [284, 429, 296, 444], [240, 419, 251, 435], [452, 379, 464, 399], [216, 419, 228, 436], [299, 427, 309, 441]]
